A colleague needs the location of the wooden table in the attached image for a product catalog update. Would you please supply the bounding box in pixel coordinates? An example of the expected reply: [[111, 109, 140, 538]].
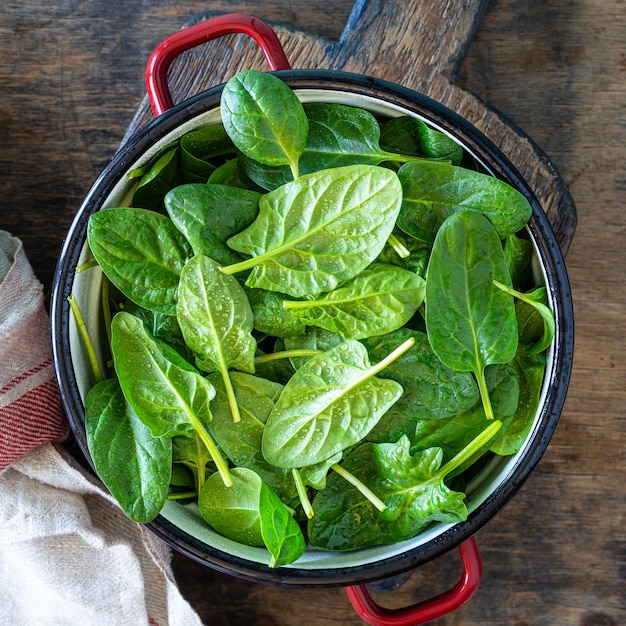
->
[[1, 1, 624, 624]]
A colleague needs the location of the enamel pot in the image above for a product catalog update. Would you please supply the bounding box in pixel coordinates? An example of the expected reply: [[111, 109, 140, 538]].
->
[[51, 14, 574, 625]]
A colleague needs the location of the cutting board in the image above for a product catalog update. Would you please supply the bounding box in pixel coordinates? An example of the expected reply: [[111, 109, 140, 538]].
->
[[123, 0, 576, 253]]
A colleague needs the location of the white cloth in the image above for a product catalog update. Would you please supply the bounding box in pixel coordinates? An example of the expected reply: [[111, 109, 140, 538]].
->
[[0, 230, 204, 626]]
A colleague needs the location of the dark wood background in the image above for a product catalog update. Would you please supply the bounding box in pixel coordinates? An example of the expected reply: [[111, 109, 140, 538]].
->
[[1, 1, 624, 624]]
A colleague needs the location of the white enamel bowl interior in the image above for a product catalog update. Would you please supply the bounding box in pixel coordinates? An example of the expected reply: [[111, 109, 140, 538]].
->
[[68, 89, 555, 574]]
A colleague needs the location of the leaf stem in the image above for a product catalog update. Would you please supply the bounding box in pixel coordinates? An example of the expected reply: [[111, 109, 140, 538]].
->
[[438, 420, 502, 479], [292, 469, 314, 519], [331, 463, 387, 512], [476, 367, 495, 420], [352, 337, 414, 388], [221, 368, 241, 423], [67, 294, 103, 384], [254, 349, 321, 365], [167, 491, 198, 500], [188, 416, 233, 488], [387, 233, 411, 259]]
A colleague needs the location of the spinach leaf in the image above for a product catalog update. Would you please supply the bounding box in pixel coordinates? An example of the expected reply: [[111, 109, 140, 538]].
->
[[412, 364, 520, 468], [198, 468, 265, 546], [261, 339, 408, 469], [493, 345, 545, 455], [504, 233, 533, 290], [172, 432, 214, 492], [308, 435, 468, 550], [223, 165, 402, 297], [88, 207, 192, 315], [494, 282, 555, 354], [376, 229, 431, 277], [132, 147, 183, 212], [177, 255, 257, 423], [425, 211, 518, 420], [259, 481, 307, 567], [362, 328, 479, 420], [379, 116, 464, 164], [164, 183, 260, 266], [207, 371, 297, 502], [179, 124, 236, 182], [110, 311, 231, 485], [282, 263, 425, 340], [397, 161, 532, 243], [208, 158, 262, 191], [221, 69, 308, 178], [283, 327, 346, 370], [85, 377, 172, 523], [246, 288, 306, 339]]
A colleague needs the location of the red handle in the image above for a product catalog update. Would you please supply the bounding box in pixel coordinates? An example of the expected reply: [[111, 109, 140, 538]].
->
[[145, 13, 291, 117], [344, 538, 482, 626]]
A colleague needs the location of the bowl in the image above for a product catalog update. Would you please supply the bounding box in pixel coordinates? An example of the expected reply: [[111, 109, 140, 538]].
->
[[50, 16, 573, 591]]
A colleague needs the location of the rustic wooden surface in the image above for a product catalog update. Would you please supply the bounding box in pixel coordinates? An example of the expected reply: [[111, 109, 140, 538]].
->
[[1, 1, 624, 625]]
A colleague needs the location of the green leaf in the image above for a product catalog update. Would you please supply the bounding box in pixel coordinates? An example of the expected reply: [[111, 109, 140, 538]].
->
[[494, 282, 555, 354], [85, 378, 172, 523], [362, 328, 479, 420], [221, 69, 308, 177], [132, 147, 183, 212], [379, 116, 464, 164], [308, 436, 468, 550], [198, 468, 265, 546], [177, 255, 257, 423], [503, 233, 533, 290], [261, 339, 406, 468], [397, 161, 532, 243], [259, 482, 306, 567], [223, 165, 403, 298], [283, 327, 346, 370], [283, 263, 425, 340], [179, 124, 236, 182], [88, 207, 192, 315], [110, 311, 231, 485], [426, 211, 518, 420], [207, 371, 297, 502], [246, 288, 307, 338], [165, 183, 260, 266]]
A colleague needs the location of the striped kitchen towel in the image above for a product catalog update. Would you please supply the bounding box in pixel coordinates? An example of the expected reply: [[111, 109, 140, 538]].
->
[[0, 231, 68, 467]]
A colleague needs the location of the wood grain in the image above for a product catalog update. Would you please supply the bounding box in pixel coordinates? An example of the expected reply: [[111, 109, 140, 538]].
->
[[1, 1, 625, 625]]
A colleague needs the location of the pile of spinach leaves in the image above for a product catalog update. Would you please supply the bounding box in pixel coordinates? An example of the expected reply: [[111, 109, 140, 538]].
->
[[79, 70, 553, 568]]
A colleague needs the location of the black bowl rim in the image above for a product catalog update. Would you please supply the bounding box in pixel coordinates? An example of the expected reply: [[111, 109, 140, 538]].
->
[[51, 68, 574, 588]]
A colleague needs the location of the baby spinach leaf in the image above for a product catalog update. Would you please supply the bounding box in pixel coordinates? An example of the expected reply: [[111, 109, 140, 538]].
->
[[362, 328, 479, 420], [379, 116, 464, 165], [208, 158, 262, 191], [246, 288, 306, 338], [238, 152, 293, 191], [198, 468, 265, 546], [259, 482, 307, 567], [132, 147, 183, 212], [88, 207, 192, 315], [308, 436, 468, 550], [207, 371, 297, 502], [110, 311, 231, 486], [179, 124, 236, 182], [85, 377, 172, 523], [494, 282, 555, 354], [261, 339, 408, 469], [284, 327, 346, 370], [504, 233, 533, 290], [172, 432, 214, 492], [492, 345, 545, 455], [376, 229, 431, 277], [221, 69, 308, 178], [164, 183, 260, 266], [177, 255, 257, 423], [283, 263, 425, 340], [223, 165, 402, 297], [426, 211, 518, 420], [397, 161, 532, 243], [412, 364, 520, 469]]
